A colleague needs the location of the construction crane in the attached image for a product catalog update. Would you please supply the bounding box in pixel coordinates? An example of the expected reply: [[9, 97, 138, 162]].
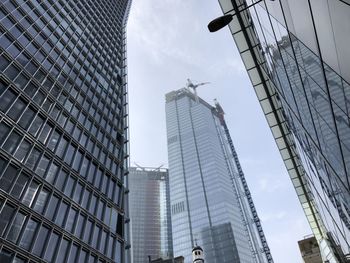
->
[[186, 78, 210, 103]]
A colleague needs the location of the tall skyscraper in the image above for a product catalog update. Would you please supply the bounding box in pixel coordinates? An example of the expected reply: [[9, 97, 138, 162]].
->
[[0, 0, 131, 262], [128, 166, 173, 263], [215, 0, 350, 262], [165, 88, 272, 263]]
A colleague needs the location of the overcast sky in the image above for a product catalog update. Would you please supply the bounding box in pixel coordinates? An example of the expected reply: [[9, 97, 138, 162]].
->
[[126, 1, 311, 262]]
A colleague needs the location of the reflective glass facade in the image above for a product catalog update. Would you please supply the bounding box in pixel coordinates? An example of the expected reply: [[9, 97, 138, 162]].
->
[[0, 0, 131, 262], [165, 89, 271, 263], [129, 167, 173, 263], [217, 0, 350, 261]]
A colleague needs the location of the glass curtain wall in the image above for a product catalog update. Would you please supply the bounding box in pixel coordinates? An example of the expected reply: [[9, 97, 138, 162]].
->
[[0, 0, 131, 262]]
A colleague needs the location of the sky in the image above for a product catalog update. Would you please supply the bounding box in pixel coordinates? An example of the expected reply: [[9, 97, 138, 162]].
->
[[126, 0, 312, 262]]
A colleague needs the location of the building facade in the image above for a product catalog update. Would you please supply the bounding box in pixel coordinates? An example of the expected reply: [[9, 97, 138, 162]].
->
[[129, 166, 173, 263], [0, 0, 131, 262], [216, 0, 350, 262], [165, 88, 272, 263]]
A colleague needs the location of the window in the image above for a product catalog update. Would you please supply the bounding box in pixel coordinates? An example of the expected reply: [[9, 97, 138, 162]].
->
[[28, 114, 45, 137], [75, 212, 85, 239], [38, 122, 53, 144], [64, 176, 75, 197], [7, 211, 26, 243], [14, 139, 31, 162], [0, 122, 11, 143], [65, 207, 78, 233], [67, 243, 79, 263], [18, 106, 36, 129], [35, 155, 50, 177], [33, 188, 49, 214], [22, 180, 39, 207], [43, 231, 60, 261], [73, 182, 83, 203], [64, 143, 76, 165], [3, 130, 22, 154], [10, 172, 30, 200], [0, 88, 16, 112], [47, 129, 61, 152], [19, 218, 39, 250], [56, 201, 68, 227], [45, 195, 60, 221], [55, 169, 68, 191], [0, 163, 19, 191], [8, 97, 26, 120], [45, 162, 59, 184], [32, 225, 50, 256], [72, 150, 82, 171], [89, 194, 97, 215], [56, 136, 68, 158], [25, 147, 41, 170], [0, 203, 16, 236], [83, 219, 93, 244], [56, 238, 70, 263]]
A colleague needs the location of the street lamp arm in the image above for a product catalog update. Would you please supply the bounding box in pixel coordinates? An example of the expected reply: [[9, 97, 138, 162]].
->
[[208, 0, 273, 32]]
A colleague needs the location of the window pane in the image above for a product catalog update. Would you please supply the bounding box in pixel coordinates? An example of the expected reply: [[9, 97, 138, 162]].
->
[[73, 182, 83, 203], [55, 238, 70, 263], [83, 220, 93, 243], [65, 207, 77, 233], [14, 139, 31, 162], [47, 129, 60, 152], [25, 147, 41, 170], [43, 231, 59, 262], [7, 211, 26, 243], [55, 169, 68, 191], [19, 218, 38, 250], [35, 155, 50, 177], [22, 181, 39, 207], [45, 162, 59, 184], [8, 97, 26, 120], [72, 150, 82, 171], [56, 136, 68, 158], [55, 202, 68, 227], [64, 176, 75, 197], [0, 122, 11, 143], [0, 203, 16, 236], [28, 114, 44, 137], [3, 131, 21, 154], [33, 188, 49, 214], [0, 88, 16, 112], [45, 195, 60, 221], [0, 164, 19, 192], [32, 225, 49, 256], [75, 213, 85, 239], [10, 172, 30, 199], [18, 106, 35, 129], [64, 144, 75, 165], [67, 243, 78, 263], [38, 123, 52, 144], [89, 194, 97, 215]]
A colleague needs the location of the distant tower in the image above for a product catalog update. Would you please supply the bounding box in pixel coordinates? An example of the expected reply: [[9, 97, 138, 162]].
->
[[192, 246, 204, 263]]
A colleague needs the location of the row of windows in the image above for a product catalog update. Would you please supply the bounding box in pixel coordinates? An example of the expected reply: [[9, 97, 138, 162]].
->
[[0, 4, 126, 125], [0, 200, 123, 262], [0, 155, 124, 231], [0, 83, 124, 184], [0, 35, 125, 138], [2, 0, 124, 80], [0, 123, 123, 212]]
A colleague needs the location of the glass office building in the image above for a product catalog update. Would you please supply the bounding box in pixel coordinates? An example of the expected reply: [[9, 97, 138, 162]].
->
[[165, 88, 272, 263], [129, 166, 173, 263], [216, 0, 350, 262], [0, 0, 131, 262]]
